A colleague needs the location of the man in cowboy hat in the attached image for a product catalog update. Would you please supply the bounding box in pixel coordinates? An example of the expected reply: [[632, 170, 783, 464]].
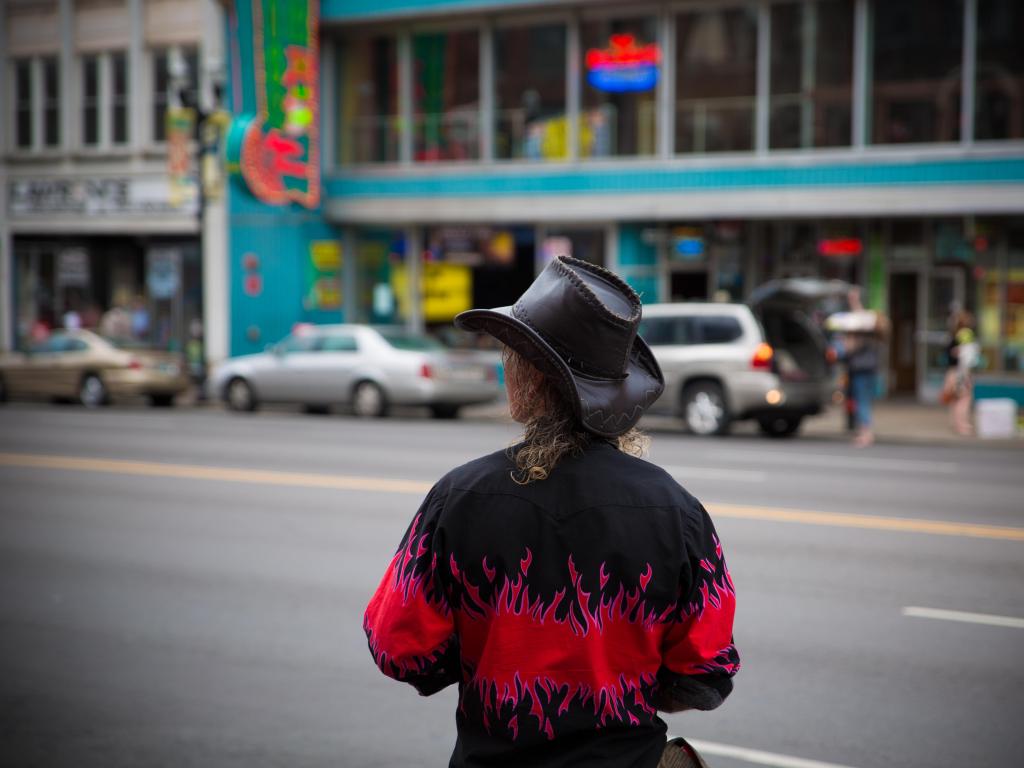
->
[[364, 256, 739, 768]]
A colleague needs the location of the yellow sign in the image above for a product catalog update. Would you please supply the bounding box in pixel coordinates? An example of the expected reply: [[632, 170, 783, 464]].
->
[[311, 240, 342, 271], [392, 263, 473, 323]]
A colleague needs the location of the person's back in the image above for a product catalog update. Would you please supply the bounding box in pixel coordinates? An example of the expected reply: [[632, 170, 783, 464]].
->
[[364, 257, 738, 768]]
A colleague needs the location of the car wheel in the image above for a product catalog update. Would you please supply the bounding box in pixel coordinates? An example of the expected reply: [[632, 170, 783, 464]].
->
[[302, 404, 330, 415], [225, 377, 257, 412], [682, 381, 730, 436], [352, 380, 387, 418], [79, 374, 108, 408], [149, 394, 175, 408], [430, 404, 460, 420], [758, 414, 803, 438]]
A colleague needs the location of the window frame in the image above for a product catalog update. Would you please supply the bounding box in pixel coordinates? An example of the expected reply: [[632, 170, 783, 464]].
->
[[149, 46, 200, 146], [9, 54, 62, 154], [75, 49, 131, 152]]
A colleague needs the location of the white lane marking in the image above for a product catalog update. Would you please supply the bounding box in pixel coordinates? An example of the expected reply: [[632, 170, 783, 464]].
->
[[671, 737, 861, 768], [662, 465, 767, 483], [902, 606, 1024, 629], [704, 449, 958, 475]]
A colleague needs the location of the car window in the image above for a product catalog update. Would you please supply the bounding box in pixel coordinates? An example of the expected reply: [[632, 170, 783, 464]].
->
[[321, 334, 359, 352], [639, 317, 695, 346], [278, 334, 321, 353], [31, 335, 68, 354], [66, 338, 90, 352], [697, 316, 743, 344], [377, 331, 445, 351]]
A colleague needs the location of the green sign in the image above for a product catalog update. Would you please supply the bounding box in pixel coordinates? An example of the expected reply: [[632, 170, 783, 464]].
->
[[238, 0, 320, 208]]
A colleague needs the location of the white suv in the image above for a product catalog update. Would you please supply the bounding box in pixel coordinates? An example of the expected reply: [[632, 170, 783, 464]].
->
[[639, 303, 832, 437]]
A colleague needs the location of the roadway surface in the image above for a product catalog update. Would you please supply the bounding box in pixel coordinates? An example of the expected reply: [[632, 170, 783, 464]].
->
[[1, 403, 1022, 768]]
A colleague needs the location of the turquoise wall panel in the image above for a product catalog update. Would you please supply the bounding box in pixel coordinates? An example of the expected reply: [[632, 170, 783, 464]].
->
[[325, 157, 1024, 199], [322, 0, 546, 22]]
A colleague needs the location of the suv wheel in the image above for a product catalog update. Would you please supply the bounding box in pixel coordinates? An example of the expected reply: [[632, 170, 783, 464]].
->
[[758, 414, 803, 438], [683, 381, 730, 436]]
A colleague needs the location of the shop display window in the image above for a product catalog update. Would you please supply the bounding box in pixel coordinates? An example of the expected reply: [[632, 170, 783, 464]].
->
[[413, 29, 480, 162], [354, 230, 408, 323], [339, 36, 399, 164], [871, 0, 963, 144], [675, 6, 757, 154], [769, 0, 853, 150], [975, 0, 1024, 141], [1005, 224, 1024, 372], [580, 15, 658, 158], [494, 23, 567, 161]]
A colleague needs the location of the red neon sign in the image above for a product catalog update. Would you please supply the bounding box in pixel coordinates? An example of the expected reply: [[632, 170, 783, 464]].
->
[[585, 34, 661, 93], [818, 238, 863, 257]]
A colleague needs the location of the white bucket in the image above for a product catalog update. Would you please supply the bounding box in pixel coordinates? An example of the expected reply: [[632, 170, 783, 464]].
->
[[974, 398, 1019, 439]]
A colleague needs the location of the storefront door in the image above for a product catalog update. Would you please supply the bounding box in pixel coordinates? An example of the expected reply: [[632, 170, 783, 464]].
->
[[922, 266, 965, 399], [888, 272, 918, 394]]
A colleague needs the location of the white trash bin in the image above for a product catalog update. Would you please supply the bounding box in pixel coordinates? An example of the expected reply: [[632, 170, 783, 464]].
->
[[974, 398, 1019, 439]]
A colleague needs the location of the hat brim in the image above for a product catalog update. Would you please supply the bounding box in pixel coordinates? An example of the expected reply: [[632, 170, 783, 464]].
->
[[455, 306, 664, 438]]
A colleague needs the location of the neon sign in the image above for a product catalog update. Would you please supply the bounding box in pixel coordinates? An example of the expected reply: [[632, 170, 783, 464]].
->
[[585, 34, 661, 93], [818, 238, 863, 258], [239, 0, 320, 208]]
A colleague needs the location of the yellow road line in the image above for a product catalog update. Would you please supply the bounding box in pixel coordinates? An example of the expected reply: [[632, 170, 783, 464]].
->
[[0, 451, 432, 496], [1, 451, 1021, 542]]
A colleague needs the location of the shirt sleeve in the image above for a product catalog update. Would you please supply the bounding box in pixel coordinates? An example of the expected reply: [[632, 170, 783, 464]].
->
[[363, 485, 459, 696], [656, 502, 740, 713]]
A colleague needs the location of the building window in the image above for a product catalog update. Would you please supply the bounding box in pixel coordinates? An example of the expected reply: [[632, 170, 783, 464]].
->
[[152, 47, 199, 142], [975, 0, 1024, 140], [42, 57, 60, 147], [413, 29, 480, 162], [769, 0, 853, 149], [111, 51, 128, 144], [82, 55, 100, 146], [14, 58, 33, 149], [338, 35, 399, 164], [580, 15, 659, 158], [494, 23, 568, 161], [871, 0, 963, 144], [675, 6, 758, 154]]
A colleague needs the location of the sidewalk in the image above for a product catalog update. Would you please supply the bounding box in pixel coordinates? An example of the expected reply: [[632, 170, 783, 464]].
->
[[463, 397, 1023, 448]]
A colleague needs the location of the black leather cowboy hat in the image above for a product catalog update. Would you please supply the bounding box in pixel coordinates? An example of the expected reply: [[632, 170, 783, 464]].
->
[[454, 255, 664, 438]]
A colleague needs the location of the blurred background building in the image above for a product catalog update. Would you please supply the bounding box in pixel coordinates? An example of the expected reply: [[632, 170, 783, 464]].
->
[[3, 0, 1024, 404]]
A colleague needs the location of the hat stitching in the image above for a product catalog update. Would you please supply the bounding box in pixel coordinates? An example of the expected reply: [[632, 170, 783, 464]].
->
[[553, 257, 639, 329], [513, 301, 625, 380]]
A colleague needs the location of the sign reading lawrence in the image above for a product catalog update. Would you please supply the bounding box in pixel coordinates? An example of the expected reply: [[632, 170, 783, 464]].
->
[[8, 177, 199, 216]]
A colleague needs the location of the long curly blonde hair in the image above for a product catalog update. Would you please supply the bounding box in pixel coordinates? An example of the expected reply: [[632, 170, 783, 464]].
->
[[503, 347, 649, 485]]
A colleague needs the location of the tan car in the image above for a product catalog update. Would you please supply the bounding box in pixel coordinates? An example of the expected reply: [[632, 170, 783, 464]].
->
[[0, 329, 189, 407]]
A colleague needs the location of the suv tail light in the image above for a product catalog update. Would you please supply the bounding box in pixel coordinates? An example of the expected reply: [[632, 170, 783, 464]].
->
[[751, 343, 774, 371], [419, 363, 434, 379], [128, 358, 143, 370]]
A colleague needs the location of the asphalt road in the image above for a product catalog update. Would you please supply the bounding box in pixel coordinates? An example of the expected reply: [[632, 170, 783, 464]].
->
[[1, 403, 1022, 768]]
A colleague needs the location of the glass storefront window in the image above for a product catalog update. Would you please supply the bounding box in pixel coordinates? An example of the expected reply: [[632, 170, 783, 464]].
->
[[1005, 223, 1024, 372], [975, 0, 1024, 141], [354, 230, 408, 323], [494, 23, 567, 161], [413, 29, 480, 162], [580, 16, 658, 158], [871, 0, 963, 144], [769, 0, 853, 150], [339, 36, 399, 164], [675, 6, 757, 153]]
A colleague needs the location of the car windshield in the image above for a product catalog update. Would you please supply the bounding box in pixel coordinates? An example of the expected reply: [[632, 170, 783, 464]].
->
[[377, 332, 445, 351], [103, 336, 152, 350]]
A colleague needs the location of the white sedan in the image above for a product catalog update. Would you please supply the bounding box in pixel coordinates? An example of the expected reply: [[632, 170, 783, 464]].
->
[[209, 324, 501, 419]]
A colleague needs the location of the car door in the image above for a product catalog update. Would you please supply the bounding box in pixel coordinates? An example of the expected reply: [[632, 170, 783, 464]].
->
[[20, 335, 68, 397], [51, 335, 97, 397], [312, 331, 362, 403], [257, 333, 323, 402]]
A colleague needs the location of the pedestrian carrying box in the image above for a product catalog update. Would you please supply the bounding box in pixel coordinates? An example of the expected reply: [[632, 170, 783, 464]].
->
[[974, 398, 1019, 439]]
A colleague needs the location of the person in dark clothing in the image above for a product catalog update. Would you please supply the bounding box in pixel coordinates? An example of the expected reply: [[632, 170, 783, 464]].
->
[[364, 256, 739, 768]]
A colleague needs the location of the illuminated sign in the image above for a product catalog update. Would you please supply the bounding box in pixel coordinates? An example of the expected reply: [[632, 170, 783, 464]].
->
[[818, 238, 863, 258], [585, 34, 660, 93], [166, 107, 197, 208], [239, 0, 320, 208]]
